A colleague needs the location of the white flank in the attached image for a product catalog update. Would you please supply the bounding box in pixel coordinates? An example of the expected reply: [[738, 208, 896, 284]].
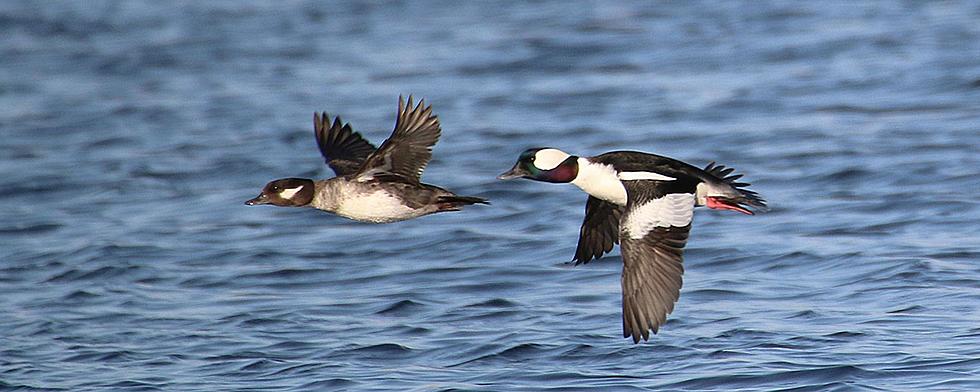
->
[[623, 193, 695, 239], [336, 191, 418, 223], [571, 158, 628, 205], [533, 149, 571, 170], [618, 171, 676, 181], [279, 186, 303, 199]]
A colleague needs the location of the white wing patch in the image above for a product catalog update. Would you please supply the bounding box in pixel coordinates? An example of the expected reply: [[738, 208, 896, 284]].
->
[[618, 171, 676, 181], [623, 193, 695, 239], [279, 186, 303, 199], [533, 148, 571, 170]]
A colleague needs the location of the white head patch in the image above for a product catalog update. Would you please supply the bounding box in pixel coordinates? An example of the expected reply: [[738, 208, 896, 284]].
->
[[279, 186, 303, 200], [623, 193, 695, 239], [618, 171, 676, 181], [533, 148, 571, 170]]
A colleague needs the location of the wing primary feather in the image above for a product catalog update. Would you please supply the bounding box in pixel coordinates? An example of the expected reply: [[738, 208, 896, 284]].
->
[[618, 181, 693, 343], [573, 197, 624, 265], [314, 111, 377, 176], [354, 95, 442, 183]]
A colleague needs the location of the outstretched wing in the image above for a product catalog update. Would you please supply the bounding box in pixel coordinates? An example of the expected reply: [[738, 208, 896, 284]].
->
[[354, 96, 441, 183], [618, 180, 695, 343], [572, 196, 625, 265], [314, 112, 377, 176]]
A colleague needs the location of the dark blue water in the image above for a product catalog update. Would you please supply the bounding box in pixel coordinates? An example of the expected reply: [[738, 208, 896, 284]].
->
[[2, 1, 979, 390]]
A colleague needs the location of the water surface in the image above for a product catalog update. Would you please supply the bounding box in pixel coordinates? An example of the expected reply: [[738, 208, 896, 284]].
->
[[2, 1, 979, 390]]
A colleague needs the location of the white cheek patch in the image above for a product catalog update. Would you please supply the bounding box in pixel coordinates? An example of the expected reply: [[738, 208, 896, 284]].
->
[[279, 186, 303, 199], [618, 171, 676, 181], [534, 149, 570, 170], [623, 193, 695, 239]]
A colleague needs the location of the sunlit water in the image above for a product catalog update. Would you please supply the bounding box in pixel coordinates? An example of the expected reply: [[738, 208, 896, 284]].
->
[[2, 1, 979, 390]]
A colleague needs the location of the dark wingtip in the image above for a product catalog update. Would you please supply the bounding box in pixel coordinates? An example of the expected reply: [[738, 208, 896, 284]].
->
[[400, 94, 421, 116], [393, 94, 438, 136], [571, 251, 600, 266], [314, 111, 377, 175]]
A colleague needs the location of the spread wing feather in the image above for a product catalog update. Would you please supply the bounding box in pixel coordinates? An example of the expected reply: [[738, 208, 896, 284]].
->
[[620, 224, 689, 343], [619, 180, 693, 343], [573, 196, 625, 265], [354, 96, 441, 183], [314, 112, 377, 176]]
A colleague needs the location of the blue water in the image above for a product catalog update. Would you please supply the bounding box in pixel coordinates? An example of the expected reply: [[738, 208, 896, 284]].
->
[[2, 1, 979, 390]]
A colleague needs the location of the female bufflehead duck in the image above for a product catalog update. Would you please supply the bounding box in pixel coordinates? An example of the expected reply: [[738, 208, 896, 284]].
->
[[246, 96, 487, 223], [499, 147, 766, 343]]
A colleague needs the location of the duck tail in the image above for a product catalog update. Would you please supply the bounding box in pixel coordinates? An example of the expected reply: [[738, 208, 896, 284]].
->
[[436, 195, 489, 211], [703, 161, 769, 213]]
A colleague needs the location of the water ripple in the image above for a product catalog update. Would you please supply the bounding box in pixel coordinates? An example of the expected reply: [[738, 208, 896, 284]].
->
[[2, 1, 979, 390]]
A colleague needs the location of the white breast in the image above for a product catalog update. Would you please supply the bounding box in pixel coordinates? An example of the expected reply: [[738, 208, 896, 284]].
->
[[571, 159, 628, 205], [622, 193, 695, 239]]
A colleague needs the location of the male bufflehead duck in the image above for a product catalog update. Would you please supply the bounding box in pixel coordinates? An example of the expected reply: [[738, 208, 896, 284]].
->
[[246, 96, 487, 223], [499, 147, 766, 343]]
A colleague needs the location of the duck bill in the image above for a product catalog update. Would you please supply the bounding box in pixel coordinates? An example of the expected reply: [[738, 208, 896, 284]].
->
[[497, 165, 530, 180], [245, 194, 270, 206]]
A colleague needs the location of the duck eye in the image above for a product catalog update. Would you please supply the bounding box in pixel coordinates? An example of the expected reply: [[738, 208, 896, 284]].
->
[[271, 186, 281, 192]]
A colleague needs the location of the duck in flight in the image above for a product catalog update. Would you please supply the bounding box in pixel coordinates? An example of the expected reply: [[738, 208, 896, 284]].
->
[[499, 147, 766, 343], [246, 96, 487, 223]]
